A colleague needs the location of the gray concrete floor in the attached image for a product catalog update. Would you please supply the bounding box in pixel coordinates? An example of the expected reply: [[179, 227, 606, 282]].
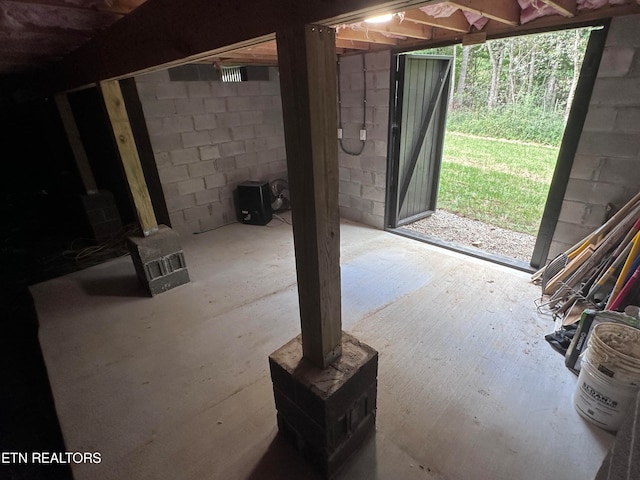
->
[[31, 214, 614, 480]]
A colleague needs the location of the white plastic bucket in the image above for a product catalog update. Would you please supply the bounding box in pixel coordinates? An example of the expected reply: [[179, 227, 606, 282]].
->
[[573, 322, 640, 432]]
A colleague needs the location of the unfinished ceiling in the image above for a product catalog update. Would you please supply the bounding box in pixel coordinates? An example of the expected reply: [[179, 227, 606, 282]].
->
[[1, 0, 639, 80]]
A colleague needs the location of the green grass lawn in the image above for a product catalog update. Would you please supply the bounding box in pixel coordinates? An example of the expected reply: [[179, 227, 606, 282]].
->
[[437, 132, 558, 236]]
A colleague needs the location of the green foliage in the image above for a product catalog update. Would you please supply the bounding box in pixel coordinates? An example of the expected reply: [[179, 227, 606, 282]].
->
[[438, 132, 558, 235], [447, 104, 566, 146], [449, 27, 592, 115], [413, 27, 594, 234]]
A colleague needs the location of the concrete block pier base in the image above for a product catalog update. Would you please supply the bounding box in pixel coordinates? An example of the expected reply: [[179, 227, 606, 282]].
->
[[126, 225, 190, 296], [269, 332, 378, 478]]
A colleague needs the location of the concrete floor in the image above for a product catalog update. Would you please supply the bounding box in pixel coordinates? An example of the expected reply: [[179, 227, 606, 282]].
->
[[31, 214, 614, 480]]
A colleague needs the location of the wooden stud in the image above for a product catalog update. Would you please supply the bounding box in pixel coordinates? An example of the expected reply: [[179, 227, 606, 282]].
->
[[276, 24, 342, 369], [99, 79, 158, 237], [53, 93, 98, 195]]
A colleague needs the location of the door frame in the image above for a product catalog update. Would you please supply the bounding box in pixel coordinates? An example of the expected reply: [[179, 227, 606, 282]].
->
[[383, 24, 609, 272]]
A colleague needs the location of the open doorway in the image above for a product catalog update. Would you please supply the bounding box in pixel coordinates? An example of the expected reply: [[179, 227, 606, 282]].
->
[[386, 26, 596, 271]]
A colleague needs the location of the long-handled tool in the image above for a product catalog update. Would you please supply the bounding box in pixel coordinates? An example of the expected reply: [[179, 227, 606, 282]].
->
[[606, 230, 640, 309], [548, 210, 639, 313], [533, 191, 640, 284]]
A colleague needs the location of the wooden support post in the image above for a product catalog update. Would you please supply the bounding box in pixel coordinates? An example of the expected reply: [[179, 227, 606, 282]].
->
[[276, 24, 342, 369], [99, 79, 158, 237], [54, 93, 98, 195]]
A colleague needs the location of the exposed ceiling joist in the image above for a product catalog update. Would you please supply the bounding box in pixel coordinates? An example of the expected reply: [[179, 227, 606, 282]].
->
[[446, 0, 520, 26], [3, 0, 640, 93], [336, 27, 399, 45], [233, 43, 278, 55], [311, 0, 451, 26], [335, 38, 371, 50], [208, 41, 281, 65], [540, 0, 577, 17], [215, 52, 279, 64], [479, 2, 639, 38], [402, 9, 470, 33], [358, 17, 432, 39]]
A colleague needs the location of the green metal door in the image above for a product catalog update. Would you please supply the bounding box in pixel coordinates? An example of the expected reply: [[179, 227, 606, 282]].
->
[[387, 54, 452, 228]]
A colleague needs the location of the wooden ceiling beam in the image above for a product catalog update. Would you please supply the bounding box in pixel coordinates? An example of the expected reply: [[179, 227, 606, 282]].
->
[[360, 17, 432, 39], [206, 37, 373, 64], [232, 43, 278, 55], [446, 0, 520, 26], [540, 0, 576, 17], [214, 57, 279, 66], [309, 0, 455, 26], [45, 0, 640, 93], [473, 3, 640, 39], [53, 0, 445, 90], [214, 53, 279, 64], [335, 38, 370, 50], [391, 2, 640, 54], [336, 28, 399, 45], [216, 51, 278, 60], [402, 8, 470, 33]]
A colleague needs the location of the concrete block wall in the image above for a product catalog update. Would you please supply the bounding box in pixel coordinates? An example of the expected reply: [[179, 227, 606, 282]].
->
[[550, 15, 640, 259], [338, 51, 391, 230], [134, 67, 287, 235]]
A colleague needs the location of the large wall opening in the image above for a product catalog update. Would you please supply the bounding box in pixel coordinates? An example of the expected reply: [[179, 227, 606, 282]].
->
[[387, 26, 598, 271]]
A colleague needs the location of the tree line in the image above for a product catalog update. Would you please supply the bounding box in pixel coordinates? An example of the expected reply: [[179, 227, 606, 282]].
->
[[452, 28, 591, 120], [424, 27, 593, 145]]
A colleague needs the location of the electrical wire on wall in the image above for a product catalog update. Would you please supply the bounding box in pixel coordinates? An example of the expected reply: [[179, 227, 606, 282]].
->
[[337, 54, 367, 156]]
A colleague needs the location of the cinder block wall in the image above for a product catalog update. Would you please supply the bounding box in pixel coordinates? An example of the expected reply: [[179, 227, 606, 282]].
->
[[550, 15, 640, 259], [134, 67, 287, 235], [337, 51, 391, 229]]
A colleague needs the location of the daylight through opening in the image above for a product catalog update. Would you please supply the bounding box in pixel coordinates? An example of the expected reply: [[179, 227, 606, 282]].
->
[[395, 26, 595, 269]]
